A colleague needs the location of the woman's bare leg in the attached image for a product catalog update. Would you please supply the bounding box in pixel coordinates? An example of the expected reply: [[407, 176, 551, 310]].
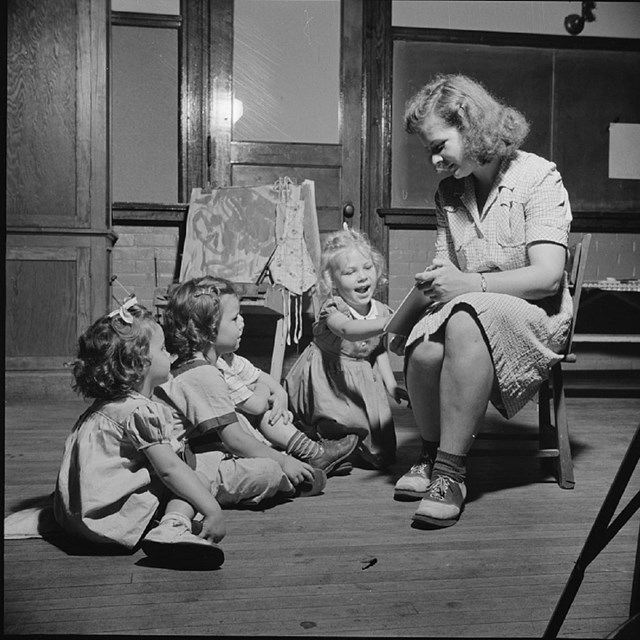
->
[[438, 309, 494, 455], [405, 336, 444, 443]]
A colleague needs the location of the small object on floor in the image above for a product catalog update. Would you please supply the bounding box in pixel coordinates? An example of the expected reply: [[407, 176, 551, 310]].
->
[[141, 516, 224, 569], [307, 434, 359, 476], [394, 459, 433, 501], [411, 476, 467, 528], [295, 467, 327, 497]]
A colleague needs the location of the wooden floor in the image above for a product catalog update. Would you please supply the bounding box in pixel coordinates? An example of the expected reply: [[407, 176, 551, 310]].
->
[[4, 395, 640, 637]]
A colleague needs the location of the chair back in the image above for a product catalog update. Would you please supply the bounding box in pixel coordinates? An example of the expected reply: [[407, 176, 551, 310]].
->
[[563, 233, 591, 356]]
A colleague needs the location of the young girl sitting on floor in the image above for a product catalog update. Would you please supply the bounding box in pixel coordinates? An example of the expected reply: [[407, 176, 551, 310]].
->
[[53, 298, 226, 569], [285, 226, 408, 470], [206, 277, 358, 477], [155, 277, 327, 499]]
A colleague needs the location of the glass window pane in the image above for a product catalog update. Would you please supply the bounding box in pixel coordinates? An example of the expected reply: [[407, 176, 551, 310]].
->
[[111, 0, 180, 15], [111, 26, 178, 203], [233, 0, 340, 144]]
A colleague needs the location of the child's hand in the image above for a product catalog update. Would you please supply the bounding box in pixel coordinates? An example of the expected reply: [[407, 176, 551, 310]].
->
[[389, 334, 407, 356], [268, 388, 291, 425], [391, 386, 410, 405], [197, 509, 226, 544], [280, 455, 315, 486]]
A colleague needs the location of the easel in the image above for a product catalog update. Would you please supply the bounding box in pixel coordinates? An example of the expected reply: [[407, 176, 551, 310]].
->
[[543, 423, 640, 638]]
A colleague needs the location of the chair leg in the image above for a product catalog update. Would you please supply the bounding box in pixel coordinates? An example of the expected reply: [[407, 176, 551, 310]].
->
[[552, 364, 575, 489], [538, 379, 553, 449]]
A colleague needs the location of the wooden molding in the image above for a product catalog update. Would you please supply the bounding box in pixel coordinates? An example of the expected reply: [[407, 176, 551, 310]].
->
[[377, 208, 640, 233]]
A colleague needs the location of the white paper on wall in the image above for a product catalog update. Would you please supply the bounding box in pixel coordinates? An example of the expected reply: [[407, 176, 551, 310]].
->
[[609, 123, 640, 180]]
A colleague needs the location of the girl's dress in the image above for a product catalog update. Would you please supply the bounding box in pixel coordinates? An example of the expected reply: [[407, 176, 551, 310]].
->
[[54, 392, 182, 549], [285, 295, 396, 465], [406, 151, 574, 419]]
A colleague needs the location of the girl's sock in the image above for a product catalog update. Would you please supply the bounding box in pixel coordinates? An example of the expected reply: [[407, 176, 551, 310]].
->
[[286, 430, 322, 460], [432, 448, 467, 483], [420, 438, 439, 464], [161, 511, 192, 528]]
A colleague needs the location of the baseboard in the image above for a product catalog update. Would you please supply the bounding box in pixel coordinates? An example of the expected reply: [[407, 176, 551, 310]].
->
[[5, 371, 78, 402]]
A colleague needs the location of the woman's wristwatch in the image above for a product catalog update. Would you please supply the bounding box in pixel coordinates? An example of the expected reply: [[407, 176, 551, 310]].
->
[[479, 273, 487, 293]]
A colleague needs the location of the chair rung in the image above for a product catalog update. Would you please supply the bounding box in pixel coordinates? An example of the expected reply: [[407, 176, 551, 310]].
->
[[470, 448, 560, 458]]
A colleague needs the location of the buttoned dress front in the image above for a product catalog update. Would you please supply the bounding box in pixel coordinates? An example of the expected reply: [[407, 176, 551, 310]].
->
[[405, 151, 573, 419]]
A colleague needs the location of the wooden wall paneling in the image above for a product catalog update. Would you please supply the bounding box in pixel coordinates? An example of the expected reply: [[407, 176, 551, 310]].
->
[[7, 0, 78, 227], [340, 0, 364, 229], [181, 0, 208, 199], [6, 0, 111, 394], [209, 0, 233, 189], [230, 142, 341, 167], [230, 165, 342, 233], [88, 0, 109, 233], [6, 242, 83, 369], [362, 0, 393, 299]]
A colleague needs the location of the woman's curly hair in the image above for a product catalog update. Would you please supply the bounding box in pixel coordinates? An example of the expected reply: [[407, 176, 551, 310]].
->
[[71, 304, 157, 400], [318, 227, 387, 301], [404, 74, 529, 165], [163, 276, 237, 360]]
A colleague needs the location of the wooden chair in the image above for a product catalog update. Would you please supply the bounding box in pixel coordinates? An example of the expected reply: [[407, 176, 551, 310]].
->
[[473, 234, 592, 489], [537, 233, 592, 489]]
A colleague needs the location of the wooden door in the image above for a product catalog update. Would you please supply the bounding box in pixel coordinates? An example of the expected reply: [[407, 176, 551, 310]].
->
[[207, 0, 364, 236], [6, 0, 112, 397]]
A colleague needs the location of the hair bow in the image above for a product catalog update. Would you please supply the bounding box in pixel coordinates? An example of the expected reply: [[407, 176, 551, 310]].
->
[[109, 296, 138, 324]]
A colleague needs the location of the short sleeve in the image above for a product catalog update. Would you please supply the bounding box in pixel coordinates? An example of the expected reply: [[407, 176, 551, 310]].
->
[[317, 297, 344, 323], [163, 365, 238, 438], [217, 354, 261, 405], [524, 163, 572, 247], [434, 186, 461, 264], [228, 354, 262, 386], [124, 401, 175, 451]]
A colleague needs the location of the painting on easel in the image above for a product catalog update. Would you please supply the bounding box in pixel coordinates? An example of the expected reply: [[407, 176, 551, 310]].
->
[[179, 185, 278, 283]]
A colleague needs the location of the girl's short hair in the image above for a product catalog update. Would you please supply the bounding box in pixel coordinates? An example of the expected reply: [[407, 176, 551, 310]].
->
[[163, 276, 237, 359], [318, 227, 386, 299], [71, 303, 157, 400], [404, 74, 529, 164]]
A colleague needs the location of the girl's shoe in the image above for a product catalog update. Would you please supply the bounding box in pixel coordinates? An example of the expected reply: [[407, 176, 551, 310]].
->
[[411, 476, 466, 528], [393, 459, 433, 501], [295, 467, 327, 497], [307, 434, 358, 476], [141, 516, 224, 569]]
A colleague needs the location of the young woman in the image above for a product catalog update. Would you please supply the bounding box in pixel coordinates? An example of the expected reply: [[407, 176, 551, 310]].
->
[[394, 74, 573, 528]]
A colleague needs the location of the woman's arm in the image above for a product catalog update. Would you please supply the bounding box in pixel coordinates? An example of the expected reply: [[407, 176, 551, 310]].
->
[[418, 242, 566, 303], [144, 443, 225, 540]]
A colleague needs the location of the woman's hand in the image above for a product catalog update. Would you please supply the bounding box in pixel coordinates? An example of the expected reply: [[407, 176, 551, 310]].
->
[[416, 258, 477, 304]]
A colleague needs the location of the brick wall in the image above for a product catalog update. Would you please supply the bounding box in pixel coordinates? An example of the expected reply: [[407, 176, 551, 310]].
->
[[111, 225, 181, 312]]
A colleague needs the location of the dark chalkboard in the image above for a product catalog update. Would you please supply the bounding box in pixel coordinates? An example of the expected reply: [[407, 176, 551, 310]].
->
[[391, 38, 640, 213]]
